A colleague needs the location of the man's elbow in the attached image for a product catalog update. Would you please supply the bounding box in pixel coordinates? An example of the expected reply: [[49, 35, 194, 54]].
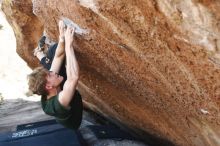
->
[[66, 76, 79, 88], [68, 73, 79, 81]]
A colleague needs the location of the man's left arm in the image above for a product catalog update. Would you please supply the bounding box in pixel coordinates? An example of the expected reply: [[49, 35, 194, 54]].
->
[[58, 26, 79, 109]]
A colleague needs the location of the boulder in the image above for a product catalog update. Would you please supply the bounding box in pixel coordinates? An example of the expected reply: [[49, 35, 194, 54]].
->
[[2, 0, 220, 145]]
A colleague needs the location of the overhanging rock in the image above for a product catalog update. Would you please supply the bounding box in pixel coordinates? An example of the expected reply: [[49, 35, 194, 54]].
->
[[2, 0, 220, 146]]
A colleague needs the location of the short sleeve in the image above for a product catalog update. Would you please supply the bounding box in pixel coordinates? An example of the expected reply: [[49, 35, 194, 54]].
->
[[41, 91, 83, 130], [41, 95, 71, 119]]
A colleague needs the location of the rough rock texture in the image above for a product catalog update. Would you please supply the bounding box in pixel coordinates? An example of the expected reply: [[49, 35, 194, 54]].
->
[[1, 0, 43, 67], [2, 0, 220, 146]]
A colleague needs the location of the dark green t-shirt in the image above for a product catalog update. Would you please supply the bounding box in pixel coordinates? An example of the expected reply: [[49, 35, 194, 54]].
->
[[41, 90, 83, 130]]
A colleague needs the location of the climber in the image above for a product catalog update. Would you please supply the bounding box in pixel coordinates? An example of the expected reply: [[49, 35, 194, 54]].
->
[[27, 20, 83, 130]]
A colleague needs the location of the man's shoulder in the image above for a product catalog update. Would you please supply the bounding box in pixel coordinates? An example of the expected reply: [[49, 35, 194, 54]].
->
[[41, 94, 58, 107]]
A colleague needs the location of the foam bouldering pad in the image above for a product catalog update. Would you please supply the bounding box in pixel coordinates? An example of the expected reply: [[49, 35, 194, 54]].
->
[[0, 120, 81, 146]]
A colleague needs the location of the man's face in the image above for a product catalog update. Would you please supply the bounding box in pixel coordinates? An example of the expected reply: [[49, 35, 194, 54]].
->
[[46, 71, 63, 88]]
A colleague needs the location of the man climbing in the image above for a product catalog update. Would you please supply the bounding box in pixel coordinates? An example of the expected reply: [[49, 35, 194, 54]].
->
[[27, 21, 83, 130]]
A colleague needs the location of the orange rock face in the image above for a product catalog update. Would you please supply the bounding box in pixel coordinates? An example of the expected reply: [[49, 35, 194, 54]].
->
[[2, 0, 220, 146]]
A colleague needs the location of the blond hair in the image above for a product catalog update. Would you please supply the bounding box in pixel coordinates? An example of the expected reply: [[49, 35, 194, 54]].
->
[[27, 66, 48, 96]]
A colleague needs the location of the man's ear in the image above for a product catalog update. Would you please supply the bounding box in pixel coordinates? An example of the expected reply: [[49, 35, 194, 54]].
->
[[45, 84, 52, 90]]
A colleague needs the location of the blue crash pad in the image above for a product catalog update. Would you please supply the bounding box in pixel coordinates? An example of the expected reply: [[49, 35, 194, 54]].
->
[[0, 120, 81, 146]]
